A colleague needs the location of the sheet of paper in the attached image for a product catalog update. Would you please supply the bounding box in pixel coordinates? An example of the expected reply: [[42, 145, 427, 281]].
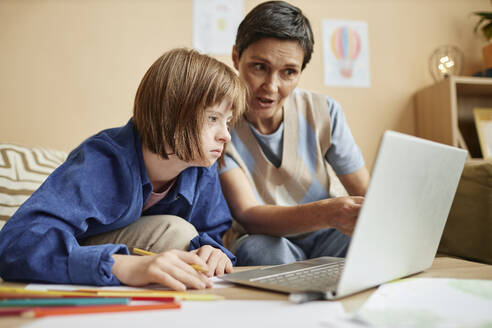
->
[[357, 278, 492, 328], [22, 300, 345, 328], [192, 0, 243, 54], [26, 276, 233, 291]]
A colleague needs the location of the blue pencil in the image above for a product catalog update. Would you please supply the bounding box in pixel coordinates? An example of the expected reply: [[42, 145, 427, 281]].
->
[[0, 298, 130, 307]]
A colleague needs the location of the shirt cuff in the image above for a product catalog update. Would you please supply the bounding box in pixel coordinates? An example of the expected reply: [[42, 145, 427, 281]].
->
[[68, 244, 129, 285], [189, 234, 237, 265]]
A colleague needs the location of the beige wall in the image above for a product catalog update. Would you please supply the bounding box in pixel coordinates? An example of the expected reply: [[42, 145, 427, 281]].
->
[[0, 0, 489, 169]]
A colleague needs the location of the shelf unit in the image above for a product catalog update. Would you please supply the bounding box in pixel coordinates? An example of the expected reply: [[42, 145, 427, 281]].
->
[[415, 76, 492, 158]]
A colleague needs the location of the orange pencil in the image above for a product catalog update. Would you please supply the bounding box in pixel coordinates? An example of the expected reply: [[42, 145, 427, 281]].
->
[[22, 303, 181, 318]]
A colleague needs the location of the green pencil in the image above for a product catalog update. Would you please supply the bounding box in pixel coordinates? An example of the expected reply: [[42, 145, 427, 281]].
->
[[0, 297, 130, 307]]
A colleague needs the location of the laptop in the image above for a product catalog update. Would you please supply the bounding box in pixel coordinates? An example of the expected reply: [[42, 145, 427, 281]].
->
[[220, 131, 467, 301]]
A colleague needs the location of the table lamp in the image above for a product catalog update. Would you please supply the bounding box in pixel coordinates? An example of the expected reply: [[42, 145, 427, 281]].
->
[[429, 45, 465, 82]]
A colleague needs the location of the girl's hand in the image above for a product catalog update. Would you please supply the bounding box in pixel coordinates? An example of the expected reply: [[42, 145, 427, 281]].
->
[[191, 245, 233, 277], [112, 250, 211, 291]]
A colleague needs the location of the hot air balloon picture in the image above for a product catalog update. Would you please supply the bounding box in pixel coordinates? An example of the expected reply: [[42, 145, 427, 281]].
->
[[323, 20, 370, 87], [331, 26, 361, 78]]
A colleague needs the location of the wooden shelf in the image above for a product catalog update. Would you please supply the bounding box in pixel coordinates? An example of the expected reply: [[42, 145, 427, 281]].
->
[[415, 76, 492, 158]]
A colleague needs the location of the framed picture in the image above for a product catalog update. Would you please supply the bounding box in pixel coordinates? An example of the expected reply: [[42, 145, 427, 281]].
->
[[473, 108, 492, 159]]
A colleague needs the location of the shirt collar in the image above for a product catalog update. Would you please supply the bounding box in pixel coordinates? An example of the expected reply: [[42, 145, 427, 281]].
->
[[169, 164, 216, 206], [169, 166, 198, 206]]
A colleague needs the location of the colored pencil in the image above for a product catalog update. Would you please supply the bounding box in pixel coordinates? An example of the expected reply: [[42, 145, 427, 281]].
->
[[0, 286, 219, 301], [0, 297, 129, 307], [75, 290, 223, 301], [21, 303, 181, 318], [132, 248, 207, 273], [0, 286, 95, 297], [0, 293, 176, 302], [0, 292, 62, 299], [130, 297, 175, 302], [0, 308, 31, 317], [0, 292, 174, 302], [131, 248, 155, 256]]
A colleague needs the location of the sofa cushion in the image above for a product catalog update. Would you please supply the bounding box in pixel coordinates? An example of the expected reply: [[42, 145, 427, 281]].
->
[[438, 159, 492, 264], [0, 143, 67, 230]]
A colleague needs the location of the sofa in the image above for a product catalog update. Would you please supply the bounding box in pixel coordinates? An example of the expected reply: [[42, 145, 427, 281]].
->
[[0, 143, 67, 230], [437, 159, 492, 264], [1, 142, 491, 265]]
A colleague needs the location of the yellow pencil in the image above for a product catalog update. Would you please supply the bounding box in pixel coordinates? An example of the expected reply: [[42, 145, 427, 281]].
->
[[86, 290, 223, 301], [0, 286, 95, 297], [132, 248, 207, 273], [73, 288, 223, 301]]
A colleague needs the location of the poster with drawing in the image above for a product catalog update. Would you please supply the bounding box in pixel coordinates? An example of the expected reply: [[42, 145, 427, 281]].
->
[[322, 19, 370, 87], [193, 0, 243, 54]]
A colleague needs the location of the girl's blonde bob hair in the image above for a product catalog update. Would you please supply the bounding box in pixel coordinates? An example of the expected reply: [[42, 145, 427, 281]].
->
[[134, 48, 247, 162]]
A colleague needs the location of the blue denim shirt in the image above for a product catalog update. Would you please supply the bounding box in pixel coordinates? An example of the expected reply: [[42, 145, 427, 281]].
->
[[0, 119, 235, 285]]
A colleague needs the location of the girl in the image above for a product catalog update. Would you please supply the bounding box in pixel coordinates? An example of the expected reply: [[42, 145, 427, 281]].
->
[[0, 48, 246, 291]]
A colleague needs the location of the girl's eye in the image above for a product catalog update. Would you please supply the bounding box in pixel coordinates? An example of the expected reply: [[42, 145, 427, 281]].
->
[[208, 116, 218, 123]]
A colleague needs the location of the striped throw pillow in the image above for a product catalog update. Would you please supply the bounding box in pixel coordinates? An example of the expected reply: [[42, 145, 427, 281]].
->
[[0, 144, 67, 230]]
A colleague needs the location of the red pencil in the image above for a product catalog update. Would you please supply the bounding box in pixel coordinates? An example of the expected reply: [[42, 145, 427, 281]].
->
[[22, 303, 181, 318], [0, 308, 31, 317], [130, 297, 175, 302], [0, 293, 174, 302]]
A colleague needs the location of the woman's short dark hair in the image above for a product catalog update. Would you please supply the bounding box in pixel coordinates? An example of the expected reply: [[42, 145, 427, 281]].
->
[[235, 1, 314, 70]]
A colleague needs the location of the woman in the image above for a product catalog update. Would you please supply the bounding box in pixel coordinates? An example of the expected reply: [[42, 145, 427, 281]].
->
[[219, 1, 370, 265]]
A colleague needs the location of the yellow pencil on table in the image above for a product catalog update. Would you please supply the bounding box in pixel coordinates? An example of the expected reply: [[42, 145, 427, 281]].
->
[[0, 286, 95, 297], [132, 248, 207, 273], [74, 290, 223, 301]]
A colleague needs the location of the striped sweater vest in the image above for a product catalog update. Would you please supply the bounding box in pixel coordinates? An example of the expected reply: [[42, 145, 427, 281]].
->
[[225, 89, 338, 206]]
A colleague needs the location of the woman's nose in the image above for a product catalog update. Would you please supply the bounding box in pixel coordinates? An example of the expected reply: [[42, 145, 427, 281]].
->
[[262, 73, 279, 93]]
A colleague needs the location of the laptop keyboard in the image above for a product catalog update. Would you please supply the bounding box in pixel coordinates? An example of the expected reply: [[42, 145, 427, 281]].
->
[[249, 261, 344, 291]]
